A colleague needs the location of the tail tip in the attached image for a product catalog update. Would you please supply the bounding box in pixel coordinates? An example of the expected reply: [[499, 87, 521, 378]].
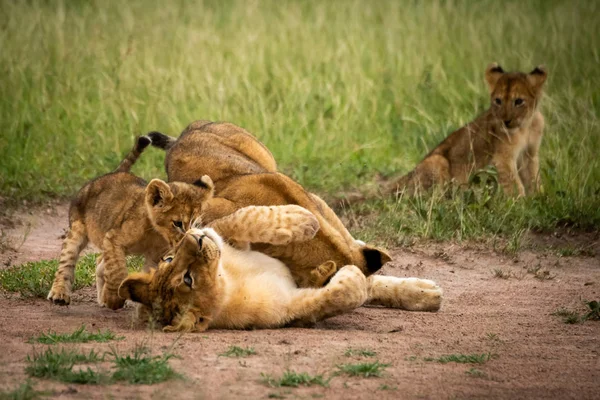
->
[[137, 135, 151, 150]]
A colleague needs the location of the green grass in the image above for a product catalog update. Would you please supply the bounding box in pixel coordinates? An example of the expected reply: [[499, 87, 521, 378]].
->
[[553, 302, 600, 324], [25, 347, 109, 384], [425, 353, 495, 364], [0, 254, 143, 298], [344, 348, 376, 358], [109, 345, 181, 384], [219, 345, 257, 358], [261, 371, 330, 388], [24, 345, 180, 385], [0, 381, 47, 400], [0, 0, 598, 243], [335, 361, 390, 378], [28, 325, 123, 344], [465, 368, 487, 378]]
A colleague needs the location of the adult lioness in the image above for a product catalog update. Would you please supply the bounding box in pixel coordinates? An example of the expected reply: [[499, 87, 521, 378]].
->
[[147, 121, 393, 290], [382, 63, 548, 197]]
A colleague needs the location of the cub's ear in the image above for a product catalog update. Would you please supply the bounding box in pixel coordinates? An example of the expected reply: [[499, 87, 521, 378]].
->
[[485, 62, 505, 93], [193, 175, 215, 197], [527, 65, 548, 92], [362, 246, 392, 274], [146, 179, 174, 208], [118, 272, 154, 306]]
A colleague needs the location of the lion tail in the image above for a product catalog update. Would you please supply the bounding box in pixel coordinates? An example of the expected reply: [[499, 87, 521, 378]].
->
[[115, 135, 151, 173], [147, 131, 177, 150]]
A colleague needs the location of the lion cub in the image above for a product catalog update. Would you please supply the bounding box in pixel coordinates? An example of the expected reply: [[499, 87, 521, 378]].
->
[[384, 63, 548, 197], [119, 225, 442, 332], [47, 136, 215, 310]]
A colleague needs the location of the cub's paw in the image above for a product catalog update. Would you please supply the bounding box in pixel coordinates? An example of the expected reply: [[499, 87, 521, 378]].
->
[[326, 265, 368, 309], [101, 288, 126, 310], [47, 283, 71, 306], [273, 205, 320, 244], [368, 276, 442, 311]]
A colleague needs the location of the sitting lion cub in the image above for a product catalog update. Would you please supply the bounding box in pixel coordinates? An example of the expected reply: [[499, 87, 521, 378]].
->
[[383, 63, 548, 197], [47, 136, 215, 310], [119, 224, 442, 332]]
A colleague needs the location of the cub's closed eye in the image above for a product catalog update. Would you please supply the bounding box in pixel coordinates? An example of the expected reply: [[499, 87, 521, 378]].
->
[[172, 221, 183, 229], [163, 256, 174, 263], [514, 98, 524, 106], [494, 98, 502, 105]]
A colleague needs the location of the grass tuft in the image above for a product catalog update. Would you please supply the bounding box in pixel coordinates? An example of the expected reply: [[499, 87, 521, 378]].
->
[[344, 348, 376, 357], [426, 353, 495, 364], [109, 344, 181, 385], [261, 371, 330, 388], [335, 361, 390, 378], [219, 346, 257, 358], [25, 347, 108, 384], [28, 325, 123, 344], [0, 381, 48, 400]]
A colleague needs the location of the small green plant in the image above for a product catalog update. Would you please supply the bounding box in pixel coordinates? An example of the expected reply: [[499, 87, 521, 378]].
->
[[465, 368, 487, 378], [25, 347, 108, 384], [344, 348, 376, 357], [426, 353, 495, 364], [335, 361, 390, 378], [109, 344, 181, 384], [552, 308, 582, 324], [493, 269, 511, 279], [261, 371, 330, 388], [219, 345, 257, 358], [527, 265, 555, 281], [378, 384, 398, 391], [0, 380, 48, 400], [28, 325, 123, 344]]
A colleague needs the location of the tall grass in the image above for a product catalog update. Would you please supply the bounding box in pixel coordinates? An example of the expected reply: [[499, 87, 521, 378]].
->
[[1, 0, 598, 241]]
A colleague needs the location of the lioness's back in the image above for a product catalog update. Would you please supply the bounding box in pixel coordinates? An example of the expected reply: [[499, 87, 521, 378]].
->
[[166, 121, 277, 183]]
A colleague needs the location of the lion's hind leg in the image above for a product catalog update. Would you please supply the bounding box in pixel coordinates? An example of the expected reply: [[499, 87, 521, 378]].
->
[[288, 265, 368, 325], [367, 275, 442, 311]]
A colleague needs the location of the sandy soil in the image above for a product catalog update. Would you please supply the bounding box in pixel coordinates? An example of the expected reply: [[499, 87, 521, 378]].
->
[[0, 204, 599, 399]]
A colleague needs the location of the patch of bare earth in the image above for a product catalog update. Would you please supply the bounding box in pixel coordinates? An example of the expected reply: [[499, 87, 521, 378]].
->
[[0, 204, 599, 399]]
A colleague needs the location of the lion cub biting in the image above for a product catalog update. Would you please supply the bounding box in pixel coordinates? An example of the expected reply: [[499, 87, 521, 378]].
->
[[47, 136, 215, 310], [384, 63, 548, 197], [119, 224, 443, 332]]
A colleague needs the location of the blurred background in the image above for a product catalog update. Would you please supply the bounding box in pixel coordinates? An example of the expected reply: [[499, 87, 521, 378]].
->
[[1, 0, 598, 243]]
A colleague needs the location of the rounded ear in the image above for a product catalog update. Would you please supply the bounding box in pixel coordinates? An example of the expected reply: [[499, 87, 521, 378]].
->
[[527, 65, 548, 92], [145, 179, 174, 208], [362, 246, 392, 274], [485, 62, 505, 93], [193, 175, 215, 197], [118, 272, 154, 305]]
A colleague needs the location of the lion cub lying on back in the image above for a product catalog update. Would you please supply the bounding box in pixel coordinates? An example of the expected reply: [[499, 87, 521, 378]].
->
[[119, 223, 442, 332], [47, 136, 215, 310], [383, 63, 548, 197]]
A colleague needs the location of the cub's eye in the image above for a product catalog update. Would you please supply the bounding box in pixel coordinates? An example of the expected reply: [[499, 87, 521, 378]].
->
[[172, 221, 183, 230], [494, 98, 502, 105], [163, 256, 174, 263], [514, 98, 524, 106]]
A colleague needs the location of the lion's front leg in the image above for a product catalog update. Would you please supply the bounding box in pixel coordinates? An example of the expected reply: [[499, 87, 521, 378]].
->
[[366, 275, 442, 311], [288, 265, 368, 324], [208, 205, 319, 246]]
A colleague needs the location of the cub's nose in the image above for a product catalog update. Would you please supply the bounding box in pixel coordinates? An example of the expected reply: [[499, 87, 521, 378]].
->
[[190, 233, 204, 248], [504, 120, 512, 128]]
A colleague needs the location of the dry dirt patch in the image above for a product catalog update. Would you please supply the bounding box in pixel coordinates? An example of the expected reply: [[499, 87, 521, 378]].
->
[[0, 203, 599, 399]]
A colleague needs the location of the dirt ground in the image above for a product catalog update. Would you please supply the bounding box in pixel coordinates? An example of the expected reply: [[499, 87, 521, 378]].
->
[[0, 203, 599, 400]]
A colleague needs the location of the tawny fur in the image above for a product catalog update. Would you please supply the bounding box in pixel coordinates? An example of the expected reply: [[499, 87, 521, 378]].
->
[[146, 121, 393, 289], [382, 63, 548, 197], [47, 137, 215, 310], [119, 226, 443, 333]]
